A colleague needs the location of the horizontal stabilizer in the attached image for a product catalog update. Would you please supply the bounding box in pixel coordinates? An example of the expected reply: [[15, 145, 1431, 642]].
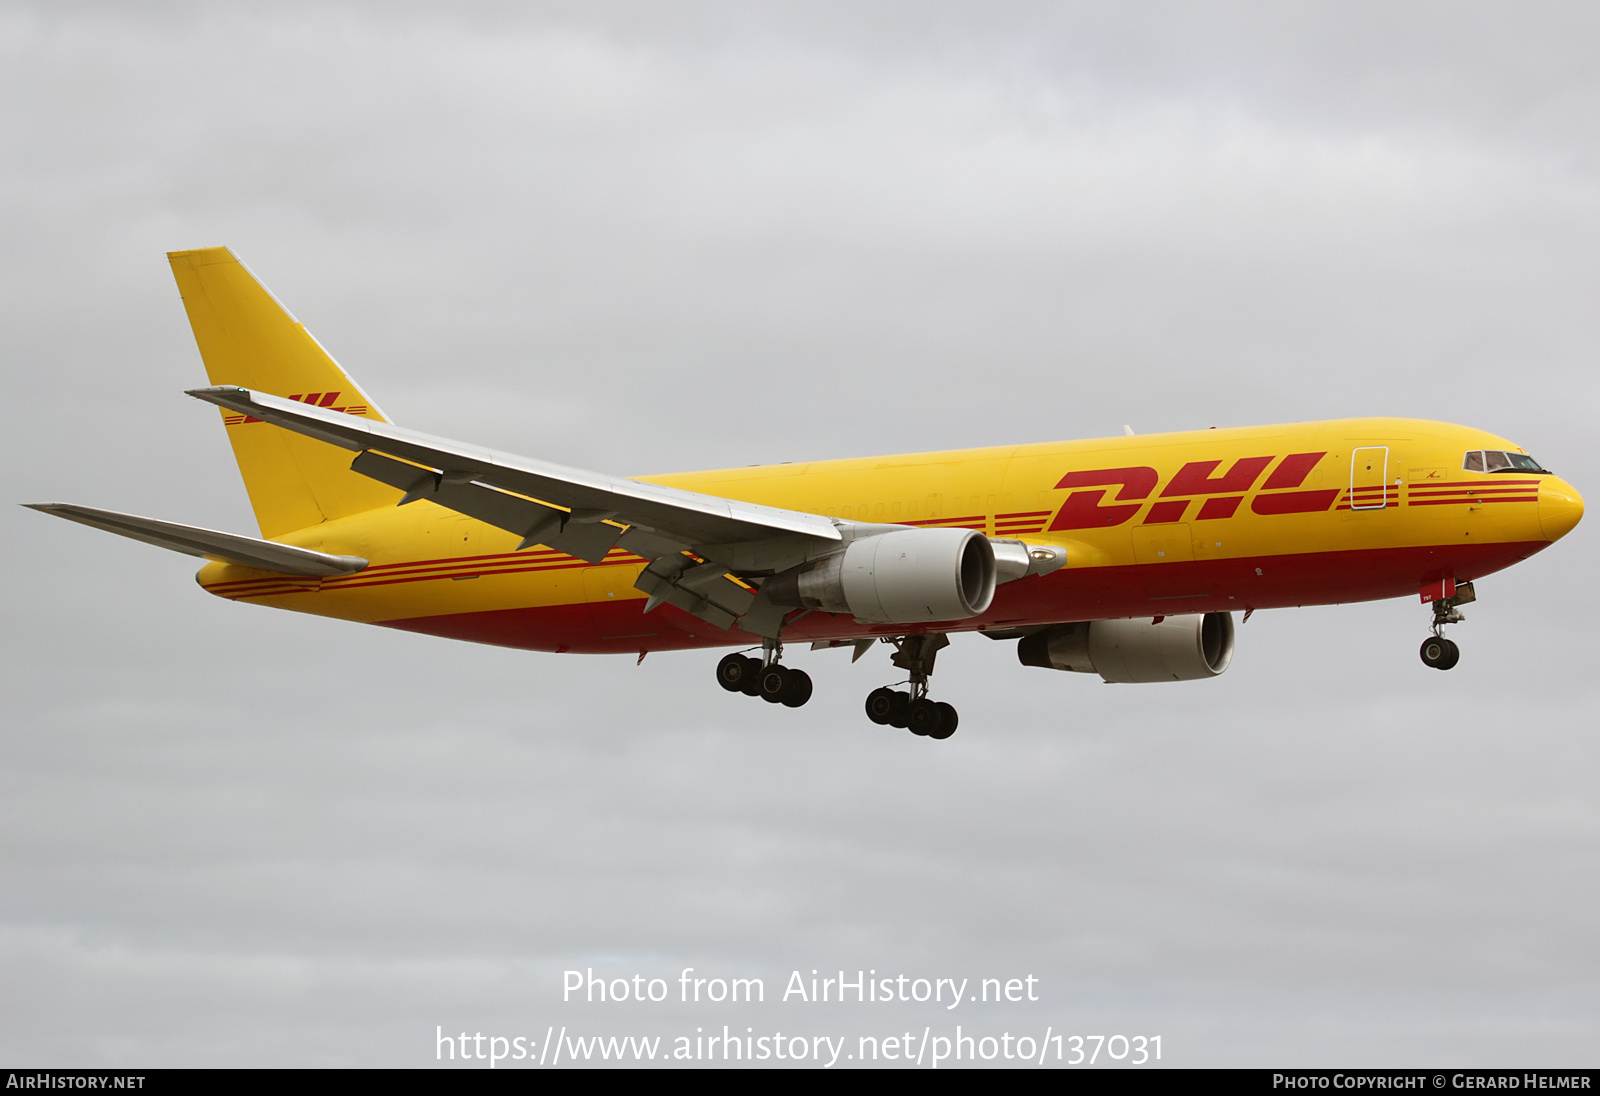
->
[[24, 503, 368, 577]]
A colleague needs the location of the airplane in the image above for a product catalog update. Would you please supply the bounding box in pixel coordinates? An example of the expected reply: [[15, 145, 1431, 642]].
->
[[27, 248, 1584, 740]]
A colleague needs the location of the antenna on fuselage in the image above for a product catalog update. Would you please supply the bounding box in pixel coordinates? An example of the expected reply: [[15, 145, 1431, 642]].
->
[[1123, 425, 1135, 436]]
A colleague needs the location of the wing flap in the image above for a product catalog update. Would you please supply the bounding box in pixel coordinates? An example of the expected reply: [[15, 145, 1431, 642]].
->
[[24, 503, 368, 577], [349, 451, 623, 564], [634, 554, 755, 629]]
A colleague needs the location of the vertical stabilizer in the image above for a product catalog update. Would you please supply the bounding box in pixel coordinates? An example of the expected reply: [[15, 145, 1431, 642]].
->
[[168, 247, 395, 538]]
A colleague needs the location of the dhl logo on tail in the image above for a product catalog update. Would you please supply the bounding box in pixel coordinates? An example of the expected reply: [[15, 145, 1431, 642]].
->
[[222, 390, 370, 426]]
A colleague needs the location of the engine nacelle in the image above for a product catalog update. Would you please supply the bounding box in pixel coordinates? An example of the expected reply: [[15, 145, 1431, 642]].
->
[[765, 527, 996, 624], [1017, 613, 1235, 683]]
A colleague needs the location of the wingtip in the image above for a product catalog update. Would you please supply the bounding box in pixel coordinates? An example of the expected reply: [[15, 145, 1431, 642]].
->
[[185, 385, 250, 403], [22, 502, 84, 520]]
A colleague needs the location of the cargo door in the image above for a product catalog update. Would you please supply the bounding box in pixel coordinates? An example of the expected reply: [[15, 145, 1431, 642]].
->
[[1349, 447, 1389, 510]]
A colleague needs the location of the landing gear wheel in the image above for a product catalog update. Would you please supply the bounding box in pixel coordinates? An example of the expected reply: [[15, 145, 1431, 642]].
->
[[716, 653, 755, 692], [865, 687, 897, 725], [738, 656, 764, 696], [886, 691, 911, 729], [758, 665, 790, 704], [906, 698, 942, 736], [779, 668, 813, 708], [1420, 636, 1460, 670], [928, 701, 958, 740]]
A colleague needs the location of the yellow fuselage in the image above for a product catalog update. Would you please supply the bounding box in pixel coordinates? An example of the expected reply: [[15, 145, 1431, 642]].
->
[[196, 416, 1582, 655]]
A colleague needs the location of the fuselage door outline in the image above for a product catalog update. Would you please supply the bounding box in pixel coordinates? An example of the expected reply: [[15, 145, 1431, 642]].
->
[[1350, 446, 1389, 510]]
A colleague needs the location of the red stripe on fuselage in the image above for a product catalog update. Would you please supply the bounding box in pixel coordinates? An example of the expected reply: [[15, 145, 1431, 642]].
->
[[1408, 496, 1538, 507], [200, 548, 644, 598], [1408, 487, 1540, 498], [325, 556, 637, 593], [902, 515, 986, 527]]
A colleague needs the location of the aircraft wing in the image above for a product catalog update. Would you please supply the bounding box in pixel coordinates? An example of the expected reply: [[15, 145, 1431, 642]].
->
[[186, 385, 845, 634], [24, 502, 368, 577], [188, 386, 839, 547]]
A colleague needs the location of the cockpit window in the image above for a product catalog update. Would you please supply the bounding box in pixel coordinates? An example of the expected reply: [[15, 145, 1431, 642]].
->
[[1463, 450, 1549, 474]]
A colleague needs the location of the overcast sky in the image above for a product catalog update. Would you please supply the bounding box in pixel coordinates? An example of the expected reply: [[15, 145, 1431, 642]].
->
[[2, 1, 1597, 1068]]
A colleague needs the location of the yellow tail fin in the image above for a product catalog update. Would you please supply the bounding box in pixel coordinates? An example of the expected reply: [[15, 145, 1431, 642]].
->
[[168, 247, 396, 538]]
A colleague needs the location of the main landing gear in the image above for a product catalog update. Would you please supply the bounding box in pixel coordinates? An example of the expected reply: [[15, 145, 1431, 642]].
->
[[712, 634, 960, 738], [716, 641, 813, 708], [864, 634, 959, 740], [1419, 581, 1475, 671]]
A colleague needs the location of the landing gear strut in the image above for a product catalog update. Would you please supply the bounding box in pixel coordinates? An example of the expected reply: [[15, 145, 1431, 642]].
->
[[863, 634, 959, 740], [1419, 581, 1474, 671], [716, 639, 812, 707]]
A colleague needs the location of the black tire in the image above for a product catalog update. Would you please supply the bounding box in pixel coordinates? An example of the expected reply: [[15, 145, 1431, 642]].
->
[[739, 656, 764, 696], [887, 691, 911, 729], [781, 669, 814, 708], [1420, 637, 1448, 669], [1438, 637, 1460, 670], [758, 665, 789, 704], [865, 687, 896, 725], [906, 698, 940, 736], [716, 652, 751, 692], [928, 701, 958, 740]]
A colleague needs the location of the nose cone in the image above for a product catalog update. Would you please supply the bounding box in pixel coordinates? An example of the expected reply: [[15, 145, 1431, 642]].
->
[[1539, 476, 1584, 542]]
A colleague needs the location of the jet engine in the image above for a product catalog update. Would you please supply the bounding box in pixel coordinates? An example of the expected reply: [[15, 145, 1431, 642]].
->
[[1017, 612, 1235, 683], [764, 527, 996, 623]]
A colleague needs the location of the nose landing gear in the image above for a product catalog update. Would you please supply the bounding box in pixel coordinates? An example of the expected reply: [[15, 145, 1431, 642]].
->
[[863, 634, 959, 740], [1419, 581, 1474, 671]]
